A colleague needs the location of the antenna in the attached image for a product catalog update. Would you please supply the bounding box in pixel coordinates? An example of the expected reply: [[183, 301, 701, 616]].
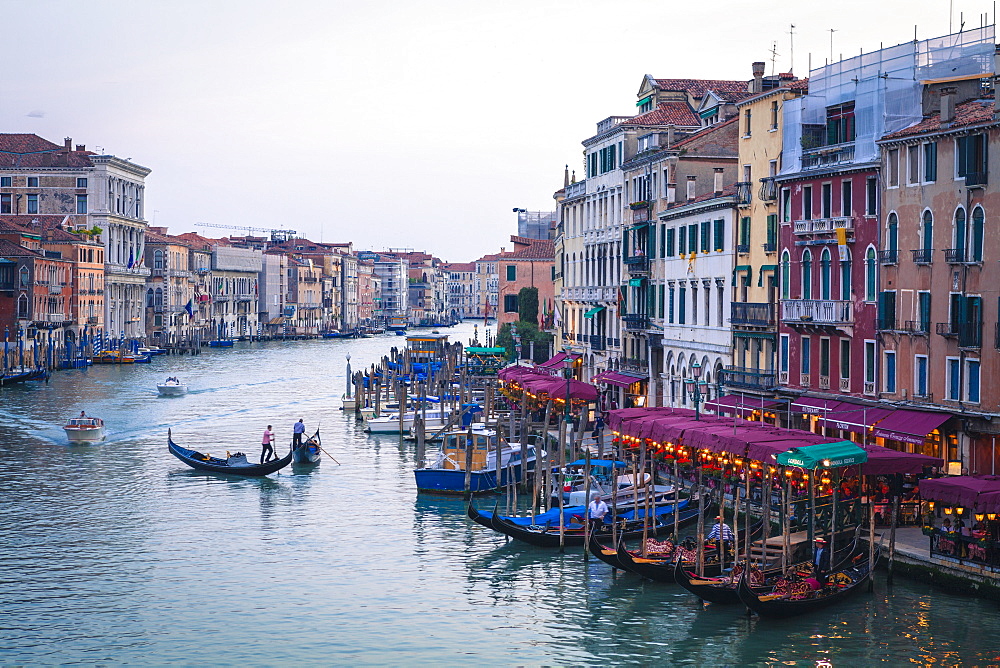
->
[[788, 24, 796, 74], [769, 41, 780, 76], [829, 28, 838, 64]]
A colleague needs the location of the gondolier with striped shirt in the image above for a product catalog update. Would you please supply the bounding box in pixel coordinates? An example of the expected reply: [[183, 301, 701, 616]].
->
[[707, 516, 734, 548]]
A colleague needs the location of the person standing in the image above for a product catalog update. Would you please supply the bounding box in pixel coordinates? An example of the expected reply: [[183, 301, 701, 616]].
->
[[813, 537, 831, 584], [292, 419, 306, 449], [260, 425, 275, 464], [707, 515, 735, 548], [588, 492, 609, 533]]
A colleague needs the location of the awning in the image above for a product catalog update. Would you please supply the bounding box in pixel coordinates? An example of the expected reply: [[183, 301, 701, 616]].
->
[[568, 459, 627, 468], [704, 394, 783, 416], [636, 95, 653, 108], [872, 409, 952, 446], [758, 264, 777, 286], [816, 407, 893, 432], [920, 475, 1000, 512], [628, 278, 645, 287], [267, 317, 285, 325], [537, 351, 581, 369], [584, 306, 605, 318], [790, 396, 850, 414], [733, 331, 775, 340], [777, 440, 868, 469], [732, 265, 752, 285], [596, 371, 647, 388]]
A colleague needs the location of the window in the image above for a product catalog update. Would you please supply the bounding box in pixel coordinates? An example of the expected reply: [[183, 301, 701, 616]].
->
[[820, 338, 830, 377], [781, 187, 792, 222], [700, 221, 710, 252], [921, 210, 934, 253], [678, 286, 686, 324], [956, 134, 986, 180], [766, 214, 777, 248], [840, 339, 851, 381], [505, 265, 516, 281], [17, 293, 28, 318], [878, 291, 896, 330], [884, 351, 897, 393], [713, 219, 724, 251], [780, 334, 789, 373], [801, 336, 811, 374], [826, 102, 855, 145], [26, 176, 38, 188], [666, 228, 676, 256], [864, 341, 876, 386], [866, 177, 878, 215], [802, 186, 813, 220], [947, 358, 961, 400], [923, 142, 937, 182], [886, 149, 899, 187], [744, 108, 752, 136], [678, 226, 687, 255], [886, 213, 898, 255], [780, 250, 790, 299], [660, 224, 666, 256], [770, 101, 779, 130], [915, 355, 928, 397], [658, 284, 664, 319], [801, 249, 812, 299], [865, 247, 877, 301], [19, 266, 28, 287], [821, 183, 832, 218], [153, 249, 163, 270], [954, 207, 966, 255], [841, 179, 852, 216], [688, 225, 697, 254], [918, 292, 931, 333], [0, 194, 10, 214], [26, 194, 38, 214], [0, 177, 10, 187], [971, 206, 985, 262], [739, 217, 751, 248], [967, 359, 981, 403], [76, 195, 87, 214], [820, 248, 831, 300], [503, 294, 518, 312], [692, 286, 698, 324], [668, 286, 675, 323], [908, 145, 920, 184]]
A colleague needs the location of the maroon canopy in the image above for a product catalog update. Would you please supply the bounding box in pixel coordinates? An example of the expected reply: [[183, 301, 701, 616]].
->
[[855, 445, 942, 475], [606, 407, 695, 432], [647, 416, 729, 443], [918, 475, 1000, 512], [871, 409, 951, 446], [498, 365, 545, 381], [522, 376, 598, 403]]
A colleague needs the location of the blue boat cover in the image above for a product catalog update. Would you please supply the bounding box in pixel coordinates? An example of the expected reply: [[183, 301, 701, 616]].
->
[[481, 498, 690, 526], [567, 459, 627, 468]]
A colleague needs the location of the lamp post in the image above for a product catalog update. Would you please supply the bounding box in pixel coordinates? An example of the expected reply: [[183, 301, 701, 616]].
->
[[684, 361, 708, 420], [563, 353, 574, 425]]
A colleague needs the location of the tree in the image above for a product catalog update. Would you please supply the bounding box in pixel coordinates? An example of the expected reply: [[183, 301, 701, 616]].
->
[[496, 320, 553, 364], [517, 287, 539, 326]]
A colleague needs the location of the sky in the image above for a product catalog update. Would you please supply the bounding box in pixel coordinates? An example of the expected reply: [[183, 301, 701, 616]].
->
[[1, 0, 996, 261]]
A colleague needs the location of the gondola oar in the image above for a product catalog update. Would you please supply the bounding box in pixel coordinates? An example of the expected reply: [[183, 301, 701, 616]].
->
[[316, 444, 341, 465], [309, 427, 340, 465]]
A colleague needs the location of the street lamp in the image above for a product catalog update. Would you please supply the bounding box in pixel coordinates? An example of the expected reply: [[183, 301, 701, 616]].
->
[[684, 362, 708, 421], [563, 352, 574, 424]]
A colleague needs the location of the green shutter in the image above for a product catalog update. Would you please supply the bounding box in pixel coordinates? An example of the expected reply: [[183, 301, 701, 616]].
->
[[678, 227, 686, 254], [649, 224, 656, 258], [713, 219, 724, 251], [766, 214, 777, 246], [506, 265, 516, 281], [700, 221, 710, 252], [688, 225, 697, 253]]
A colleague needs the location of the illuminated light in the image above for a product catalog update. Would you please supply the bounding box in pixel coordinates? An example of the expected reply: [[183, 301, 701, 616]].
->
[[822, 459, 831, 467], [988, 513, 997, 521], [975, 513, 985, 522], [927, 501, 934, 510], [955, 507, 965, 515], [943, 507, 953, 515]]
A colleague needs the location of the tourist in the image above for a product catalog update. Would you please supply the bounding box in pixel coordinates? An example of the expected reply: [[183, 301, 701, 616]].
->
[[587, 493, 608, 533], [293, 418, 306, 449], [260, 425, 274, 463], [941, 518, 953, 533]]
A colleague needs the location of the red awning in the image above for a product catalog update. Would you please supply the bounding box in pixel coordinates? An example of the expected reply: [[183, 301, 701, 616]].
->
[[790, 396, 850, 414], [705, 394, 784, 416], [537, 351, 581, 369], [817, 407, 893, 432], [596, 371, 647, 388], [871, 410, 952, 446]]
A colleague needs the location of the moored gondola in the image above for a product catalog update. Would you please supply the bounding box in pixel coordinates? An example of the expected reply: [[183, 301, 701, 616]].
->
[[588, 502, 710, 573], [168, 429, 294, 476], [613, 508, 725, 583], [736, 542, 877, 618]]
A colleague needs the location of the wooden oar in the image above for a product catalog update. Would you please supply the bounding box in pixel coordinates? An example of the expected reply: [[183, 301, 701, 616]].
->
[[317, 443, 341, 465]]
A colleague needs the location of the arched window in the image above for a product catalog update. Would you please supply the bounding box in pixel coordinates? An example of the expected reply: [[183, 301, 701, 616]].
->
[[886, 212, 898, 256], [801, 249, 813, 300], [153, 249, 163, 270], [972, 205, 985, 262], [154, 288, 163, 308], [865, 246, 877, 301], [18, 266, 28, 287], [921, 210, 933, 254], [820, 248, 832, 300], [840, 247, 852, 299], [954, 207, 967, 257], [780, 250, 790, 299], [16, 293, 28, 318], [145, 288, 154, 308]]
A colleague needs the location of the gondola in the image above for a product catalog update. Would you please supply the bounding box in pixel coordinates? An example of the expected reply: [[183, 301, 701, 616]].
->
[[736, 540, 877, 618], [676, 526, 863, 604], [167, 429, 294, 476], [468, 498, 691, 549], [611, 503, 723, 583], [587, 502, 710, 572], [292, 429, 322, 465]]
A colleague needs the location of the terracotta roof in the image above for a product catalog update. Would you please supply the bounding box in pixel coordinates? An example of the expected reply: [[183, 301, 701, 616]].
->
[[173, 232, 219, 250], [671, 116, 739, 149], [621, 102, 700, 127], [498, 239, 555, 260], [664, 185, 738, 211], [0, 217, 35, 234], [0, 214, 72, 231], [787, 78, 809, 92], [0, 134, 62, 153], [0, 133, 94, 169], [881, 98, 997, 141], [477, 254, 499, 262], [443, 262, 475, 272], [145, 230, 192, 246], [653, 79, 748, 98], [42, 227, 90, 243], [0, 237, 41, 257]]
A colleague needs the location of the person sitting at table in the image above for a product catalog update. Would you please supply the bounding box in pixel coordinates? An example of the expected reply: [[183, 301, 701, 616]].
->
[[940, 518, 953, 533]]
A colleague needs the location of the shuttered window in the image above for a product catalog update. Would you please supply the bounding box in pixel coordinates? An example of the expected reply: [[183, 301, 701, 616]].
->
[[713, 219, 724, 251]]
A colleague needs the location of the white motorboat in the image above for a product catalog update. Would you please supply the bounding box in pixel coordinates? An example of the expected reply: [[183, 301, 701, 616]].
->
[[64, 416, 106, 444], [365, 407, 452, 434], [157, 377, 188, 396], [554, 465, 674, 508]]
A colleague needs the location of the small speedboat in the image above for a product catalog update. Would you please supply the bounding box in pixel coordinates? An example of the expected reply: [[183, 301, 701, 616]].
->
[[157, 377, 188, 396], [208, 339, 234, 348], [137, 346, 167, 356], [64, 416, 106, 444]]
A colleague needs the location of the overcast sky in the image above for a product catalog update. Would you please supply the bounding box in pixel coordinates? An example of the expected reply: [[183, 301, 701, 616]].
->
[[2, 0, 995, 261]]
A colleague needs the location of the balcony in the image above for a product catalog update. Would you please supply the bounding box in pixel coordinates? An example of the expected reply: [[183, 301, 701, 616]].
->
[[864, 381, 876, 395], [877, 313, 896, 331], [564, 180, 587, 200], [721, 366, 776, 391], [624, 256, 649, 274], [911, 248, 933, 264], [793, 217, 853, 235], [731, 301, 774, 327], [87, 316, 99, 325], [944, 248, 966, 264], [735, 182, 752, 206], [622, 314, 649, 331], [794, 220, 813, 234], [879, 249, 898, 265], [800, 373, 811, 387], [589, 334, 606, 351], [620, 357, 646, 373], [819, 375, 831, 390], [758, 177, 777, 202], [762, 242, 777, 253], [736, 244, 750, 254], [235, 293, 256, 301], [802, 143, 855, 170], [839, 378, 851, 392], [107, 263, 151, 277], [903, 320, 930, 335], [596, 115, 631, 134], [48, 285, 62, 294], [964, 170, 988, 187], [781, 299, 853, 325]]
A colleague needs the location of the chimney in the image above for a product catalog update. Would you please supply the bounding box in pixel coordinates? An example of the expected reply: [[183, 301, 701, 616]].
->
[[563, 164, 570, 188], [75, 144, 86, 152], [666, 182, 676, 204], [686, 175, 697, 202], [713, 167, 724, 195], [63, 137, 72, 151], [666, 124, 676, 147], [940, 86, 957, 127], [752, 61, 766, 93]]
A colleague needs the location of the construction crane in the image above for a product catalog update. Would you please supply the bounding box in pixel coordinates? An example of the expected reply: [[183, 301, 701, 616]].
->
[[194, 222, 297, 243]]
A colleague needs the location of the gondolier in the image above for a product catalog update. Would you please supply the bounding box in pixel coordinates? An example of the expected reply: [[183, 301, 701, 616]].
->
[[707, 516, 735, 547], [261, 425, 275, 463], [293, 419, 306, 448], [587, 493, 609, 532], [813, 537, 831, 583]]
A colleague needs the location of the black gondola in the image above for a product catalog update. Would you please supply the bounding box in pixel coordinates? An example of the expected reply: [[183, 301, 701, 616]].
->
[[292, 429, 322, 465], [736, 542, 878, 618], [168, 429, 294, 476], [676, 527, 863, 604], [587, 503, 710, 572]]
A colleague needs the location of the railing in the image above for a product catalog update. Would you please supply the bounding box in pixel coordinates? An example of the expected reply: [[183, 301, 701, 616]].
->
[[839, 378, 851, 392], [721, 366, 776, 391], [620, 357, 646, 373], [596, 115, 631, 134], [864, 381, 876, 395], [793, 220, 812, 234], [235, 293, 256, 301], [903, 320, 929, 334], [800, 373, 810, 387], [936, 322, 957, 337], [87, 316, 99, 325], [735, 182, 752, 206], [107, 263, 151, 277], [944, 248, 966, 264], [912, 391, 934, 403], [958, 322, 982, 349], [736, 244, 750, 254], [564, 180, 587, 199], [762, 242, 777, 253], [48, 285, 62, 294], [781, 299, 853, 325], [964, 170, 988, 187], [624, 256, 649, 273], [758, 177, 777, 202], [929, 531, 1000, 569], [793, 217, 853, 235], [622, 314, 649, 330], [589, 334, 606, 351], [819, 375, 830, 390], [879, 249, 898, 265], [778, 371, 789, 384], [912, 248, 933, 264], [801, 143, 855, 169], [731, 301, 774, 326], [877, 313, 896, 331]]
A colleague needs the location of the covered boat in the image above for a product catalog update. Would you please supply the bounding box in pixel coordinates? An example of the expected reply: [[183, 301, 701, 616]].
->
[[167, 429, 293, 476], [415, 428, 539, 494], [64, 416, 106, 444]]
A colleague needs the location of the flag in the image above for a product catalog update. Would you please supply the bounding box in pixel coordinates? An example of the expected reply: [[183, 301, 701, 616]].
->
[[184, 298, 194, 318], [127, 251, 134, 269], [553, 304, 562, 328]]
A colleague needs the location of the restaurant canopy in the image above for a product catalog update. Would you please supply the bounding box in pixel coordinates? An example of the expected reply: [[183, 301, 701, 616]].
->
[[521, 376, 599, 403], [594, 370, 647, 387], [816, 407, 894, 433], [871, 409, 951, 446], [856, 445, 942, 475], [920, 475, 1000, 513], [497, 365, 545, 381], [536, 351, 581, 369], [777, 441, 868, 469], [704, 394, 784, 416]]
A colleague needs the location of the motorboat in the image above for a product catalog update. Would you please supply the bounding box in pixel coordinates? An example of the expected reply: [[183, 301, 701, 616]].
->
[[64, 416, 106, 444], [414, 428, 541, 494], [365, 407, 452, 434], [157, 377, 188, 396], [137, 346, 167, 356], [552, 461, 674, 509]]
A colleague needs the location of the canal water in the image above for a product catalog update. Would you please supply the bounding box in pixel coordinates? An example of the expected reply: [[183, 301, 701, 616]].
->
[[1, 322, 998, 666]]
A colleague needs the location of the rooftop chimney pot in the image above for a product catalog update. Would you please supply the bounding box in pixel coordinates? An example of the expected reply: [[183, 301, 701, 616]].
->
[[686, 175, 697, 202], [75, 144, 85, 152], [713, 168, 724, 195], [752, 61, 766, 93], [940, 87, 957, 127], [63, 137, 72, 151]]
